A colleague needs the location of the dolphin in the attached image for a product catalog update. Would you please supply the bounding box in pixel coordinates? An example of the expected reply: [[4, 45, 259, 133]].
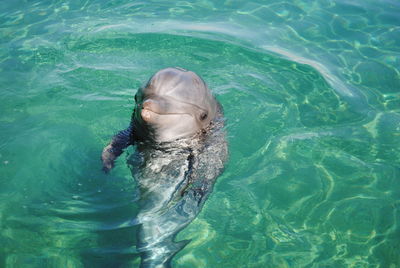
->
[[102, 67, 228, 267]]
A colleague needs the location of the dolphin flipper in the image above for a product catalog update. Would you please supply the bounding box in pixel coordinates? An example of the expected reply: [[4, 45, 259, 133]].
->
[[101, 124, 134, 172]]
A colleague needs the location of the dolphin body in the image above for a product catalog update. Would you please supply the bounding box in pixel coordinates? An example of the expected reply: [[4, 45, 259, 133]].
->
[[102, 68, 228, 267]]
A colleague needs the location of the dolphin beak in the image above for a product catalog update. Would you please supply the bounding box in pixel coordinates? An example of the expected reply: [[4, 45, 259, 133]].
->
[[142, 99, 155, 110], [141, 108, 152, 122], [141, 99, 158, 123]]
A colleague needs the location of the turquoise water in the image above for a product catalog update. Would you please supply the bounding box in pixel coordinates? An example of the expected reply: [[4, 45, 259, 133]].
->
[[1, 0, 399, 267]]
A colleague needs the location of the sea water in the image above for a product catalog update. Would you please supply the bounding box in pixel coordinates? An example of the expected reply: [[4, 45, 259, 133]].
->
[[0, 0, 399, 267]]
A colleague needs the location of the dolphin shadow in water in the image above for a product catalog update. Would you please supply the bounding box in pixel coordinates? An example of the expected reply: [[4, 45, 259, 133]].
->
[[102, 68, 228, 267]]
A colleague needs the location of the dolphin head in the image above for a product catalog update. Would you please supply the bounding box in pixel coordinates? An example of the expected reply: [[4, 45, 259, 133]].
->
[[133, 67, 218, 142]]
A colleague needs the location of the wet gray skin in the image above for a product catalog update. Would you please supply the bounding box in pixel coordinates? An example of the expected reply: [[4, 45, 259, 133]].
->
[[101, 67, 228, 268]]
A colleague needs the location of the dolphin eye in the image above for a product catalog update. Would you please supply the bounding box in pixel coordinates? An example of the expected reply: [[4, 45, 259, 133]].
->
[[200, 112, 208, 121]]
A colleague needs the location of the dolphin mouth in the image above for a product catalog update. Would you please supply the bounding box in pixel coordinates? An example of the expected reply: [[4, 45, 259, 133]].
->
[[141, 107, 155, 122], [139, 98, 196, 120], [141, 106, 191, 116], [140, 104, 192, 123]]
